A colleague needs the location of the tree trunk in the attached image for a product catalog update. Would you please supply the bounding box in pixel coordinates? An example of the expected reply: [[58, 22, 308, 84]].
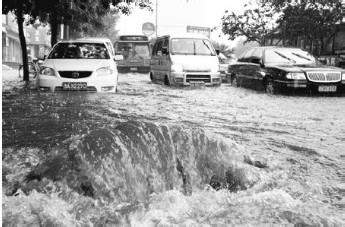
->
[[50, 12, 59, 47], [16, 4, 29, 82]]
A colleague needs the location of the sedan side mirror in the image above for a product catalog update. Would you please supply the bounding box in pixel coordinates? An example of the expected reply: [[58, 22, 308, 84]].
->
[[114, 55, 124, 61]]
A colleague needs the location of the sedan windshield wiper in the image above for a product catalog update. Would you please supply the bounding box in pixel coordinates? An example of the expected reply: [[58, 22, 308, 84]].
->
[[291, 52, 312, 61], [274, 51, 296, 64]]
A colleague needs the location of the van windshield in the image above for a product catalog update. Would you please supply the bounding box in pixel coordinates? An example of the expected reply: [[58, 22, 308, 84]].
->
[[171, 38, 216, 56]]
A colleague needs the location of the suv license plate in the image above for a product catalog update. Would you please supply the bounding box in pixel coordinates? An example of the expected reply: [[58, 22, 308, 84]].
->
[[130, 67, 138, 71], [318, 85, 337, 92], [62, 82, 87, 90]]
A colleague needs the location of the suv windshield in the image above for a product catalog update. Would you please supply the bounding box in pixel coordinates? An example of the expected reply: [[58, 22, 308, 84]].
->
[[49, 43, 110, 59], [116, 43, 150, 60], [171, 38, 216, 56], [265, 48, 317, 65]]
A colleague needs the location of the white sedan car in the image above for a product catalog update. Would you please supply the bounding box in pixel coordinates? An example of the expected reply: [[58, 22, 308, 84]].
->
[[38, 39, 119, 93]]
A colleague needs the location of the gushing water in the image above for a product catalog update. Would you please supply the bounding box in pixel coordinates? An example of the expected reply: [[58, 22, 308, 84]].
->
[[2, 73, 345, 226]]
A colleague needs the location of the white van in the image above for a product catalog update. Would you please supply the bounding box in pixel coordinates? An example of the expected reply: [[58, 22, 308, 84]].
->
[[150, 33, 221, 86]]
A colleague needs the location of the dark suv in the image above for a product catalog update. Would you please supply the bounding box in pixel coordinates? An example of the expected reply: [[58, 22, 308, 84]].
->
[[226, 46, 345, 94]]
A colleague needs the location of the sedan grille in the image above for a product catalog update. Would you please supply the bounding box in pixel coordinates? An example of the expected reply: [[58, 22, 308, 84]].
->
[[186, 74, 211, 83], [59, 71, 92, 79], [306, 72, 341, 82]]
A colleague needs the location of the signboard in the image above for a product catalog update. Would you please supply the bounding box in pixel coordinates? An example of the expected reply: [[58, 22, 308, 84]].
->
[[119, 35, 148, 41], [142, 22, 155, 36], [186, 25, 211, 38]]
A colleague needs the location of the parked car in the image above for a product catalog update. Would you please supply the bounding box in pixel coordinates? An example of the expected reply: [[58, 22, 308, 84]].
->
[[37, 38, 120, 93], [150, 33, 221, 87], [226, 46, 345, 94]]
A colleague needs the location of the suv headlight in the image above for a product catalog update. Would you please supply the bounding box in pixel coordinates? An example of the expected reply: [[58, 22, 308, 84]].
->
[[95, 66, 114, 76], [40, 67, 55, 76], [286, 72, 306, 80], [342, 72, 345, 80], [171, 64, 183, 73]]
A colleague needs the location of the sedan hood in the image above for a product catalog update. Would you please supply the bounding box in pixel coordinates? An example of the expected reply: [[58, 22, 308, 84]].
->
[[268, 63, 343, 73], [44, 59, 111, 71]]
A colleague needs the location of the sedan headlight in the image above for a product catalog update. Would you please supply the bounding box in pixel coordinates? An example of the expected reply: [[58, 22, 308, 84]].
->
[[40, 67, 55, 76], [95, 66, 114, 76], [286, 72, 306, 80], [171, 64, 183, 73]]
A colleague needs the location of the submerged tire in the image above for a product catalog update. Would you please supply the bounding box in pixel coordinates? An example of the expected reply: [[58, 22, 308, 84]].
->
[[231, 76, 239, 87], [164, 76, 170, 86], [264, 79, 277, 95]]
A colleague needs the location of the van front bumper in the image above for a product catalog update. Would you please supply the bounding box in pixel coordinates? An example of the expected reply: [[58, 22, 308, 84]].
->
[[171, 72, 221, 86]]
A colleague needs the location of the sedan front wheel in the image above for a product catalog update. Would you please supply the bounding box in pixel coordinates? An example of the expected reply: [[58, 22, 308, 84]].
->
[[265, 79, 277, 94]]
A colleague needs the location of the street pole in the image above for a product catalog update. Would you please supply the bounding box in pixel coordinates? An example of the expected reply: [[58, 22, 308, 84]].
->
[[155, 0, 158, 37]]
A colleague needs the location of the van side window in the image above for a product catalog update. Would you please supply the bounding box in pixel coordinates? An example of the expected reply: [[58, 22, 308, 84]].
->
[[152, 41, 158, 56], [156, 40, 163, 56], [162, 38, 169, 55]]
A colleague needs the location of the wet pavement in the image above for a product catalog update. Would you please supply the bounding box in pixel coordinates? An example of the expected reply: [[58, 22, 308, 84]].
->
[[2, 72, 345, 226]]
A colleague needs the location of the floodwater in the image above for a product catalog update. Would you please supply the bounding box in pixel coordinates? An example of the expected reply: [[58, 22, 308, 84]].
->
[[2, 73, 345, 226]]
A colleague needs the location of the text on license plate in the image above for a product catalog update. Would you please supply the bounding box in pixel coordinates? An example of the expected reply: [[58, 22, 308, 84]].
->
[[130, 67, 138, 71], [190, 81, 205, 87], [318, 85, 337, 92], [62, 82, 87, 90]]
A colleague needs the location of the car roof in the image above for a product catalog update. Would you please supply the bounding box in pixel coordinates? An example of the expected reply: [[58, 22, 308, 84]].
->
[[59, 38, 111, 44], [158, 33, 210, 40]]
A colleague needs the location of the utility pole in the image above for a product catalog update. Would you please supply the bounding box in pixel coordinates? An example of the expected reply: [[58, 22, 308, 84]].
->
[[155, 0, 158, 37]]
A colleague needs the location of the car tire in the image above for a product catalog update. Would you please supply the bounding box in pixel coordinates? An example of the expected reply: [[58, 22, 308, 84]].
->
[[150, 72, 154, 82], [231, 75, 239, 87], [265, 79, 277, 95], [164, 76, 170, 86]]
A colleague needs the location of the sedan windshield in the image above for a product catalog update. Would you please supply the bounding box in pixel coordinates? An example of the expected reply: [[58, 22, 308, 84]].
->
[[265, 48, 317, 65], [171, 38, 216, 56], [49, 43, 110, 59]]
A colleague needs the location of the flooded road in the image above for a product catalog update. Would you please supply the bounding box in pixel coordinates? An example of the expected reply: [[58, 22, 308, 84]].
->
[[2, 73, 345, 226]]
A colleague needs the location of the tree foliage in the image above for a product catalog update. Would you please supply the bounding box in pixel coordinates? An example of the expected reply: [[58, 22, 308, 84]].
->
[[221, 0, 343, 53], [211, 41, 233, 57], [277, 1, 342, 54], [221, 1, 278, 45]]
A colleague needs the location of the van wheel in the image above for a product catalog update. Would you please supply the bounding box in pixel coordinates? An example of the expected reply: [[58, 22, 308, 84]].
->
[[164, 76, 170, 86], [231, 75, 239, 87], [150, 73, 154, 82], [264, 79, 277, 94]]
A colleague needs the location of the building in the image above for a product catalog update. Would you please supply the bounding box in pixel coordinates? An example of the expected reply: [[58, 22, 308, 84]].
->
[[2, 13, 22, 66], [2, 12, 51, 68]]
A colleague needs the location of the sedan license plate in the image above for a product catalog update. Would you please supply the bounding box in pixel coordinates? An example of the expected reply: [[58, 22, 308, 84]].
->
[[130, 67, 138, 71], [62, 82, 87, 90], [318, 85, 337, 92]]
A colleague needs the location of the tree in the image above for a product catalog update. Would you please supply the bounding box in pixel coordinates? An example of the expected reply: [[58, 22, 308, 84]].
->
[[221, 1, 278, 45], [211, 41, 233, 57], [3, 0, 33, 82], [277, 1, 342, 55]]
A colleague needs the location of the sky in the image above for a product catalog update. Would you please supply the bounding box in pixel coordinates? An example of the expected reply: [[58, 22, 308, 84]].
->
[[116, 0, 248, 47]]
